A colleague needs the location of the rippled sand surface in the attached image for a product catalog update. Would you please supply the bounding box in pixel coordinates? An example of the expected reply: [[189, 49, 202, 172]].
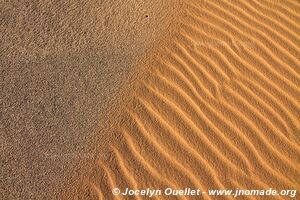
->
[[1, 0, 300, 199]]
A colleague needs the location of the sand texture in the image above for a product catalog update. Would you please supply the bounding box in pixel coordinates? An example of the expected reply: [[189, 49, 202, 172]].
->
[[1, 0, 300, 199], [76, 0, 300, 199], [0, 0, 179, 199]]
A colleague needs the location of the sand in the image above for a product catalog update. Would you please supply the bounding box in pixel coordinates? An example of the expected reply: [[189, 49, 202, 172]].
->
[[0, 0, 179, 199], [1, 0, 300, 199]]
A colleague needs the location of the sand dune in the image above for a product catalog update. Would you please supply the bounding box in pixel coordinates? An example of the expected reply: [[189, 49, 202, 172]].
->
[[2, 0, 299, 199], [70, 0, 300, 199]]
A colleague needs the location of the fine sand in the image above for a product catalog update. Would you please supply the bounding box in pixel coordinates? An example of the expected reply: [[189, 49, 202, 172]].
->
[[1, 0, 300, 199], [73, 0, 300, 199], [0, 0, 179, 199]]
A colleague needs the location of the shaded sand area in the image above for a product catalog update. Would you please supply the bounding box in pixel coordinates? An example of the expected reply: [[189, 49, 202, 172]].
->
[[0, 0, 180, 199], [68, 0, 300, 199]]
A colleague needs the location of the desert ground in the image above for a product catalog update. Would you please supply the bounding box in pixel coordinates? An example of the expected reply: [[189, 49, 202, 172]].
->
[[1, 0, 299, 199]]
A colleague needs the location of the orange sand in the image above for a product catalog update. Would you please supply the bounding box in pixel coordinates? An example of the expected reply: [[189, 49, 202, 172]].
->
[[1, 0, 299, 199], [76, 0, 300, 199]]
